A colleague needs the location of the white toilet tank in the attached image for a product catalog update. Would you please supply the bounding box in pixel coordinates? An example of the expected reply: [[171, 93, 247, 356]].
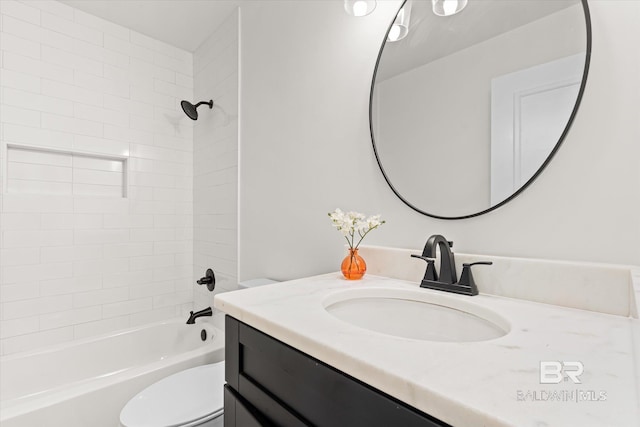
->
[[120, 362, 225, 427], [239, 278, 278, 289]]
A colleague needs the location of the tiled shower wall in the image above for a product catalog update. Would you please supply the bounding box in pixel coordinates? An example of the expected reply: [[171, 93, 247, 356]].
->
[[0, 0, 195, 355], [193, 9, 239, 310]]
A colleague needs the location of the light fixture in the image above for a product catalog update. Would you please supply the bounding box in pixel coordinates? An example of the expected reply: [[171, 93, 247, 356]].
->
[[432, 0, 468, 17], [387, 1, 412, 42], [344, 0, 376, 17]]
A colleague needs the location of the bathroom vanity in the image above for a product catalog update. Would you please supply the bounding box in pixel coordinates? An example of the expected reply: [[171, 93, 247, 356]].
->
[[223, 317, 447, 426], [214, 246, 640, 427]]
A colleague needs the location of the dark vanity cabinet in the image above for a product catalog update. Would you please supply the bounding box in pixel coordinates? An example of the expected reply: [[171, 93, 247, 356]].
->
[[224, 316, 450, 427]]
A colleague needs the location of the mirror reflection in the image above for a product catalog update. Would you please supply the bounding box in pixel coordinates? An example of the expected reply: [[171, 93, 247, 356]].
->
[[371, 0, 590, 219]]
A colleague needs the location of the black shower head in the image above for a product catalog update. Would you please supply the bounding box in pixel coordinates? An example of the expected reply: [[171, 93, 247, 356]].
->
[[181, 100, 213, 120]]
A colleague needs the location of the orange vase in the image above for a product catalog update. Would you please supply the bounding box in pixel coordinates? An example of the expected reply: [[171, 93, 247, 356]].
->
[[341, 248, 366, 280]]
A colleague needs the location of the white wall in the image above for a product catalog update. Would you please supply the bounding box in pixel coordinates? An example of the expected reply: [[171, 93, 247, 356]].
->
[[0, 0, 195, 355], [238, 0, 640, 282], [193, 9, 240, 309]]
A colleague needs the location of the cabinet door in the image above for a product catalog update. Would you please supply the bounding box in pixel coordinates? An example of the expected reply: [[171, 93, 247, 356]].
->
[[225, 316, 450, 427], [224, 385, 274, 427]]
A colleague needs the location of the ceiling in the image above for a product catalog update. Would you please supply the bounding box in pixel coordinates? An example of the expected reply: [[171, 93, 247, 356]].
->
[[377, 0, 582, 81], [60, 0, 243, 52]]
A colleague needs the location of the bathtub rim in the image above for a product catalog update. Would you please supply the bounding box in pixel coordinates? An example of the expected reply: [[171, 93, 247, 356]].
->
[[0, 317, 224, 422]]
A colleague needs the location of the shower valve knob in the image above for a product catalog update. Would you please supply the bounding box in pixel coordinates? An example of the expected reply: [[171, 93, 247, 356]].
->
[[197, 269, 216, 292]]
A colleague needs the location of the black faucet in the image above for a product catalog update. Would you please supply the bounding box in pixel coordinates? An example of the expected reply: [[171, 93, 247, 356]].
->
[[186, 307, 213, 324], [411, 234, 492, 296]]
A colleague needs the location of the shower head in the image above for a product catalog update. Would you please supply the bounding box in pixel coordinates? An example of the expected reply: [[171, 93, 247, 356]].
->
[[181, 100, 213, 120]]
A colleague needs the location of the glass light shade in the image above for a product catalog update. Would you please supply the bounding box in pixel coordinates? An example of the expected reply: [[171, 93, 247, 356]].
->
[[344, 0, 376, 17], [387, 1, 412, 42], [432, 0, 468, 17]]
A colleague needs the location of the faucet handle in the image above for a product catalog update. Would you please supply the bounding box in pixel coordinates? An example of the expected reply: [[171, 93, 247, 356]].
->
[[411, 254, 438, 281], [457, 261, 493, 295], [197, 268, 216, 292]]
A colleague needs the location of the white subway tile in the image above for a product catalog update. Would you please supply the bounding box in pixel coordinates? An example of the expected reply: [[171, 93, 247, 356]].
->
[[41, 11, 102, 46], [73, 135, 130, 157], [129, 256, 153, 272], [130, 31, 157, 52], [73, 228, 129, 245], [153, 66, 175, 83], [39, 306, 101, 330], [73, 287, 129, 308], [73, 183, 120, 198], [3, 230, 73, 248], [0, 282, 40, 302], [40, 213, 73, 230], [40, 275, 101, 296], [103, 242, 152, 259], [0, 105, 40, 127], [26, 1, 74, 20], [103, 64, 130, 83], [73, 213, 103, 229], [176, 72, 194, 89], [1, 32, 40, 59], [73, 9, 129, 41], [154, 51, 189, 74], [40, 26, 75, 51], [134, 215, 155, 229], [0, 213, 41, 230], [2, 262, 71, 287], [74, 197, 128, 214], [2, 194, 74, 213], [102, 270, 149, 288], [103, 94, 130, 114], [41, 113, 103, 137], [0, 316, 40, 338], [73, 257, 129, 277], [102, 297, 151, 318], [1, 13, 39, 41], [0, 247, 40, 266], [0, 68, 41, 92], [2, 294, 72, 319], [8, 161, 72, 182], [1, 0, 41, 25], [129, 280, 174, 299], [40, 244, 102, 263], [2, 87, 73, 118], [73, 166, 120, 185], [101, 214, 128, 229], [7, 178, 72, 197], [128, 306, 174, 327], [1, 326, 73, 355], [41, 44, 103, 77]]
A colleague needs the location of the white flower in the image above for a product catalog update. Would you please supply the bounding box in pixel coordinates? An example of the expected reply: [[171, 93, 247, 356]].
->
[[328, 208, 385, 249]]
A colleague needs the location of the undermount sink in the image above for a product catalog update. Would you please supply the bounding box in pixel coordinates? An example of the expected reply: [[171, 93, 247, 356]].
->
[[323, 288, 509, 342]]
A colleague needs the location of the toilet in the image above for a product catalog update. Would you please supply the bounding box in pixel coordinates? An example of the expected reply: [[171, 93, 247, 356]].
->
[[120, 279, 278, 427], [120, 362, 225, 427]]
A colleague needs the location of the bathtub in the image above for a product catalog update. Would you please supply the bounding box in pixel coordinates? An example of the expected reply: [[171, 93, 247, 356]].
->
[[0, 318, 224, 427]]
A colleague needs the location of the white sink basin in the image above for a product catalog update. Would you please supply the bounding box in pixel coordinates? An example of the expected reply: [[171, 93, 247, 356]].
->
[[323, 288, 509, 342]]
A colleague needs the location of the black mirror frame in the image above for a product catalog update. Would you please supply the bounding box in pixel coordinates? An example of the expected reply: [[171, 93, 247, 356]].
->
[[369, 0, 592, 220]]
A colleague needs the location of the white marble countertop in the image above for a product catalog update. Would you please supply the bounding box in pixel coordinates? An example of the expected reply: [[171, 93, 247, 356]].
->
[[214, 273, 640, 427]]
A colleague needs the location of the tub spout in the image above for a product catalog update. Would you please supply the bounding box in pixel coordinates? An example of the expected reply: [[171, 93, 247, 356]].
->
[[186, 307, 212, 324]]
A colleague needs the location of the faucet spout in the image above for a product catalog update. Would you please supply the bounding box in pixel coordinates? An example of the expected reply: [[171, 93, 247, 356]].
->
[[186, 307, 213, 324], [423, 234, 457, 284]]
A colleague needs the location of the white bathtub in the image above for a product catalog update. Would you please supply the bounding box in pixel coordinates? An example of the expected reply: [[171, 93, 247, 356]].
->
[[0, 318, 224, 427]]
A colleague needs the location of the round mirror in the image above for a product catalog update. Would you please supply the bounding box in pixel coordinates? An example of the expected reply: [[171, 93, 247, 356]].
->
[[370, 0, 591, 219]]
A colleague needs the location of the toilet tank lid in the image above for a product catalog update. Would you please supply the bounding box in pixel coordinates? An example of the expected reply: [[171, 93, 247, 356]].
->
[[120, 362, 224, 427], [239, 278, 279, 288]]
